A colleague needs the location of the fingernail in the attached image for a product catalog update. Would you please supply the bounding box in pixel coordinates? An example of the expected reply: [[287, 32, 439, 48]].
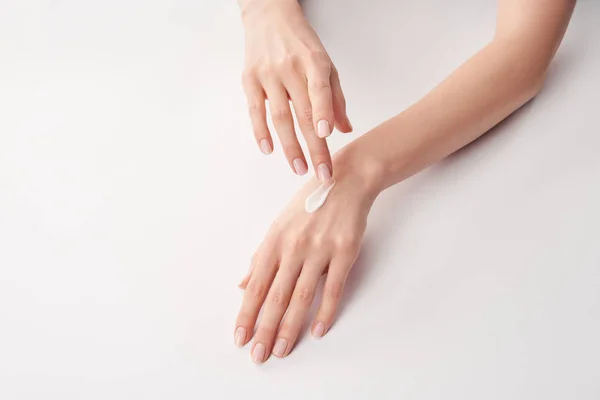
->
[[272, 338, 287, 358], [260, 139, 272, 155], [317, 163, 331, 182], [252, 343, 266, 364], [293, 158, 308, 175], [317, 120, 330, 138], [234, 327, 246, 347], [312, 322, 325, 338]]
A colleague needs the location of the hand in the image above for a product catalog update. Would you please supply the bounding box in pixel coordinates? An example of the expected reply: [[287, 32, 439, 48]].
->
[[233, 151, 380, 363], [240, 0, 353, 181]]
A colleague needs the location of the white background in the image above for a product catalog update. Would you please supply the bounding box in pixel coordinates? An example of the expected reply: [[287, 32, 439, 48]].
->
[[1, 1, 599, 399]]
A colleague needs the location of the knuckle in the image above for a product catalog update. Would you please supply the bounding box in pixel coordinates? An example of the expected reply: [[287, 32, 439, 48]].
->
[[325, 280, 344, 301], [299, 109, 313, 125], [257, 63, 275, 78], [335, 234, 360, 251], [247, 102, 262, 116], [309, 233, 328, 251], [310, 79, 331, 91], [308, 50, 329, 66], [247, 280, 267, 300], [272, 106, 291, 122], [268, 286, 287, 306], [285, 234, 308, 252], [278, 54, 299, 70], [294, 286, 314, 306]]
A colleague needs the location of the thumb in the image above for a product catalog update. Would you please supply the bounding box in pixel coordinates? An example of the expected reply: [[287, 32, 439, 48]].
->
[[330, 67, 353, 133]]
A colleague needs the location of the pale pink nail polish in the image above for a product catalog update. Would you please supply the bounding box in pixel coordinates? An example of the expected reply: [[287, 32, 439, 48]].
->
[[317, 163, 331, 182], [312, 322, 325, 338], [293, 158, 308, 175], [252, 343, 266, 364], [272, 338, 287, 357], [317, 120, 330, 138], [234, 327, 246, 347], [260, 139, 272, 155]]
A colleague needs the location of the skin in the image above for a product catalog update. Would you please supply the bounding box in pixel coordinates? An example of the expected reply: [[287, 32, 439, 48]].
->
[[239, 0, 353, 181], [235, 0, 576, 363]]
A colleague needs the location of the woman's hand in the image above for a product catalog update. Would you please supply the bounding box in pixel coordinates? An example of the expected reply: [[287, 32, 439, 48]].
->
[[233, 151, 381, 363], [240, 0, 353, 181]]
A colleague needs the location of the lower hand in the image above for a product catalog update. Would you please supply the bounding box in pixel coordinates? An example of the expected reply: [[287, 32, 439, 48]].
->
[[234, 151, 380, 363]]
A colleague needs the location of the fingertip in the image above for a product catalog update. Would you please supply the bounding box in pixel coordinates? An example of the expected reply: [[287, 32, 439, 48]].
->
[[345, 115, 354, 132], [259, 139, 273, 155], [334, 117, 353, 134], [234, 326, 247, 347], [238, 274, 251, 289], [311, 321, 326, 338], [292, 158, 308, 175], [251, 342, 267, 364], [272, 337, 288, 358], [316, 119, 332, 138]]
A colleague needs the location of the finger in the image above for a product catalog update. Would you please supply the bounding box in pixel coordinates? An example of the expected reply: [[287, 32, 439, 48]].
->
[[238, 254, 258, 289], [312, 255, 354, 338], [234, 254, 278, 348], [272, 262, 324, 358], [250, 259, 302, 363], [242, 73, 273, 155], [238, 273, 251, 290], [330, 67, 353, 133], [284, 74, 333, 182], [263, 81, 308, 176], [306, 62, 335, 139]]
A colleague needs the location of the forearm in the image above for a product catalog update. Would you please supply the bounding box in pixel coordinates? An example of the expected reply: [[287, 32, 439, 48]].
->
[[339, 38, 564, 199], [337, 0, 574, 198], [344, 39, 547, 195]]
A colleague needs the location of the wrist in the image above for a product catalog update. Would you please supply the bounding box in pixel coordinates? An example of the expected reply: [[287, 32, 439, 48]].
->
[[332, 144, 386, 205]]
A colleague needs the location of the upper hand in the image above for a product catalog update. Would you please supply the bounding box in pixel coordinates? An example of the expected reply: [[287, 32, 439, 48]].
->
[[240, 0, 353, 181]]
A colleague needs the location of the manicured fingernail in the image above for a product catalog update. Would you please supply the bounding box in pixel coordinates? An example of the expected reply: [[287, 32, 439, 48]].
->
[[260, 139, 272, 155], [317, 163, 331, 182], [312, 322, 325, 338], [317, 120, 330, 138], [234, 327, 246, 347], [293, 158, 308, 175], [272, 338, 287, 357], [252, 343, 266, 364]]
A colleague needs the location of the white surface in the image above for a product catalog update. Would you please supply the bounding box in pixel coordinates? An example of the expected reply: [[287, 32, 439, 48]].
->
[[1, 1, 599, 399]]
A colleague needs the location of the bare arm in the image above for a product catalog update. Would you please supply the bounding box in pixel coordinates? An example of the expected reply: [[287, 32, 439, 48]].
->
[[234, 0, 576, 363], [342, 0, 575, 193]]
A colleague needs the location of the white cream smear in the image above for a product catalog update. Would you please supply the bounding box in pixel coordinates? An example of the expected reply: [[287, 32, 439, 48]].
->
[[305, 180, 336, 213]]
